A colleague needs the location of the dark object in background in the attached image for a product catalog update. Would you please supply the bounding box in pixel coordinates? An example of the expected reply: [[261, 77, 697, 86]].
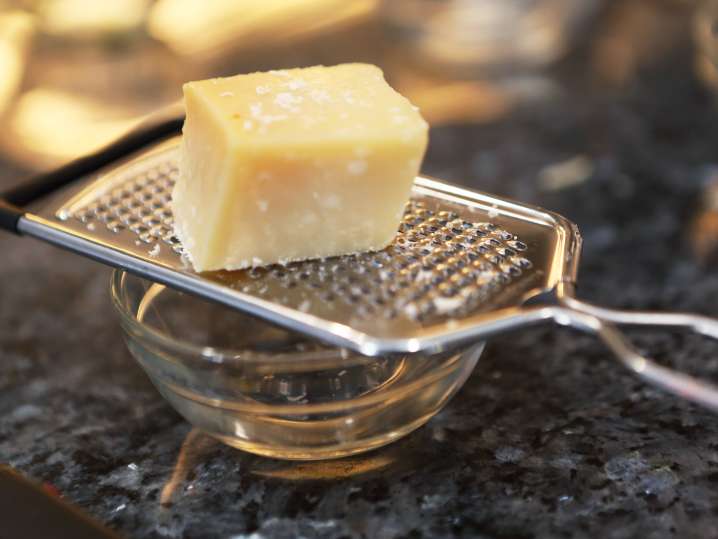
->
[[690, 168, 718, 265], [0, 465, 123, 539]]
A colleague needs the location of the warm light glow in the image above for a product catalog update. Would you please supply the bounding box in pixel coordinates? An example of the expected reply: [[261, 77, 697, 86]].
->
[[382, 0, 577, 72], [0, 11, 34, 116], [38, 0, 150, 36], [253, 453, 395, 480], [390, 66, 513, 126], [148, 0, 377, 57], [160, 429, 218, 506], [5, 87, 142, 167]]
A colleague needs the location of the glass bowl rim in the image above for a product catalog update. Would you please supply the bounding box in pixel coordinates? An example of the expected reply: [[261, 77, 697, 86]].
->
[[110, 269, 486, 414], [110, 269, 477, 366]]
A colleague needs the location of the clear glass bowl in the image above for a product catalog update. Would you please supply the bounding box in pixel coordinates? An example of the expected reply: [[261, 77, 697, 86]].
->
[[110, 270, 483, 460]]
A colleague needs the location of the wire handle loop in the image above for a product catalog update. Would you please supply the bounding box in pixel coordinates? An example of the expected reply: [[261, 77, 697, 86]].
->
[[551, 297, 718, 412]]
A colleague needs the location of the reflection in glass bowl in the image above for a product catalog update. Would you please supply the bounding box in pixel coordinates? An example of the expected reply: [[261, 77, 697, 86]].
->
[[111, 270, 483, 460]]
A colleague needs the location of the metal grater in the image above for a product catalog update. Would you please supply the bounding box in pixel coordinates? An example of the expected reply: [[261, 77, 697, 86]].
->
[[17, 136, 576, 351], [58, 144, 541, 327], [5, 118, 718, 413]]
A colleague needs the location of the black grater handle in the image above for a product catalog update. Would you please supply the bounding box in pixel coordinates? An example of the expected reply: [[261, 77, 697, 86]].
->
[[0, 113, 184, 234]]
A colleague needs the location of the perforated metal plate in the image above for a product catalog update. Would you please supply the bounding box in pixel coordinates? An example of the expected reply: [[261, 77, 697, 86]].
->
[[20, 137, 581, 354]]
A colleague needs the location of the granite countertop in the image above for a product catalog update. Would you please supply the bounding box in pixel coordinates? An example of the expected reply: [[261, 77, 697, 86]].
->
[[5, 43, 718, 539]]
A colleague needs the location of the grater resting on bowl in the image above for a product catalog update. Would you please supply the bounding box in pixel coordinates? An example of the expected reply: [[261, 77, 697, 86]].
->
[[3, 115, 718, 412]]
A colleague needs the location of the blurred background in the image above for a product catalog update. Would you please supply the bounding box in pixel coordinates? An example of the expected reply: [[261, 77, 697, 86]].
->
[[0, 0, 704, 168], [8, 4, 718, 536], [2, 0, 718, 268]]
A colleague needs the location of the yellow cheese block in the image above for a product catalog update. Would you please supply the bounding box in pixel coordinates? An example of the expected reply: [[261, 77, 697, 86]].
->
[[172, 63, 429, 271]]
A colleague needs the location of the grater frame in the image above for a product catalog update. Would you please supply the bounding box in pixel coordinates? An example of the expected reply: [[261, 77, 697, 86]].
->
[[5, 115, 718, 413], [14, 136, 580, 355]]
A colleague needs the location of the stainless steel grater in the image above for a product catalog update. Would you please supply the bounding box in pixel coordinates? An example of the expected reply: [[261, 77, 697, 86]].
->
[[4, 116, 718, 413]]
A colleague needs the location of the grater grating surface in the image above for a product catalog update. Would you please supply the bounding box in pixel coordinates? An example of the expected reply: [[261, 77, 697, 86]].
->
[[63, 154, 534, 326], [22, 137, 578, 352], [12, 129, 718, 414], [54, 144, 548, 326]]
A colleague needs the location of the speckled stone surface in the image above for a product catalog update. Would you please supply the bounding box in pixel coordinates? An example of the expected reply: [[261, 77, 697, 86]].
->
[[5, 47, 718, 539]]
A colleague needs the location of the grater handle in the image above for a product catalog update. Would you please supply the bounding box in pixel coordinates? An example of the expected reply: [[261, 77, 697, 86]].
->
[[0, 111, 184, 234], [551, 297, 718, 412]]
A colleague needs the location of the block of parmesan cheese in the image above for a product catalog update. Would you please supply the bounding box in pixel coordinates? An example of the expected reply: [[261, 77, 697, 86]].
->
[[172, 63, 429, 272]]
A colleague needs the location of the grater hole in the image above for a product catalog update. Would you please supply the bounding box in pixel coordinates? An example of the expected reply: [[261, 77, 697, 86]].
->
[[67, 176, 536, 323], [445, 256, 465, 270], [143, 217, 162, 228], [503, 264, 522, 277], [451, 273, 472, 288], [151, 226, 168, 238], [514, 257, 532, 269], [508, 240, 528, 251]]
